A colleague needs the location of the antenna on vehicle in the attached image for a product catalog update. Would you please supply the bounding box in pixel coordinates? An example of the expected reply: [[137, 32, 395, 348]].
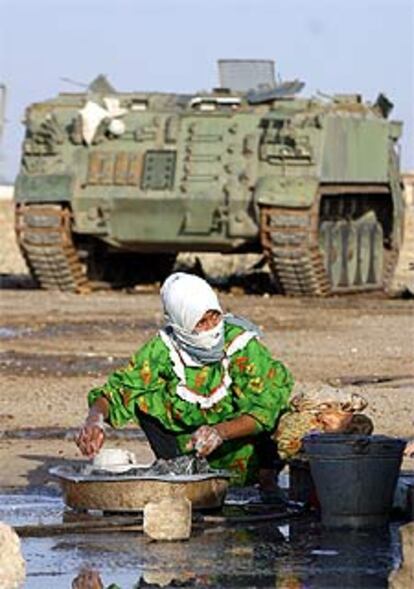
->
[[60, 77, 89, 89]]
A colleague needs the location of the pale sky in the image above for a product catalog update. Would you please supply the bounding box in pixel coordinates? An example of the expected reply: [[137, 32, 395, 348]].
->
[[1, 0, 413, 181]]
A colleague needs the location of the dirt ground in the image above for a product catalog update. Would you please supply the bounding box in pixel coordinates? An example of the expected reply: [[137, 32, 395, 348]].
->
[[0, 286, 413, 489], [0, 191, 413, 490]]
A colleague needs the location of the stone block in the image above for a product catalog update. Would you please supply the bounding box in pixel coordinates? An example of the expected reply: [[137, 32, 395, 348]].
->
[[143, 496, 192, 541]]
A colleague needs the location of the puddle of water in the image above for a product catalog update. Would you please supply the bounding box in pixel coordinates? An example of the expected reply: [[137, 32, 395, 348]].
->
[[0, 492, 64, 527], [21, 535, 142, 589], [19, 521, 402, 588], [0, 491, 404, 588]]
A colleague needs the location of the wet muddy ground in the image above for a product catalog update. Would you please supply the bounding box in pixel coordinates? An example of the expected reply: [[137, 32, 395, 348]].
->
[[0, 286, 413, 587], [0, 489, 405, 588]]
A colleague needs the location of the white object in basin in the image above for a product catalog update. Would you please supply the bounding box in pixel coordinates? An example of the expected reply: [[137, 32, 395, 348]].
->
[[92, 448, 138, 473]]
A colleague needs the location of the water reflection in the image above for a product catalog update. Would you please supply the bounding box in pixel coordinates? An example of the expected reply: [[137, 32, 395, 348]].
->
[[72, 569, 104, 589], [66, 520, 400, 588]]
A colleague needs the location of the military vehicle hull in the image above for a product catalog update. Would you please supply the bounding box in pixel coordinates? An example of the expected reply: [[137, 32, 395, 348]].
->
[[14, 64, 404, 295]]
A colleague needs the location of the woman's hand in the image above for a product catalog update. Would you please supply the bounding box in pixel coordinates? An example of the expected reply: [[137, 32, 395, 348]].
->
[[187, 425, 223, 457], [76, 398, 109, 458], [76, 417, 105, 458], [404, 440, 414, 457], [186, 415, 258, 457]]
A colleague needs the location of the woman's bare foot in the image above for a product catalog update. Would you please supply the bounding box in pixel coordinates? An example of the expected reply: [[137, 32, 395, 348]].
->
[[258, 468, 288, 504]]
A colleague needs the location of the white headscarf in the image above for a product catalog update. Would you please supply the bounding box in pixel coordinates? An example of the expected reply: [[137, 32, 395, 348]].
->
[[160, 273, 224, 363]]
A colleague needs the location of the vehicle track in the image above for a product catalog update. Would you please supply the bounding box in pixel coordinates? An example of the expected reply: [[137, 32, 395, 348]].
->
[[15, 204, 89, 292]]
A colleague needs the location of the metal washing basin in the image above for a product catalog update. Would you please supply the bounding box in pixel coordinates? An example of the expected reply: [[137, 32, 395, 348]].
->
[[49, 458, 231, 512]]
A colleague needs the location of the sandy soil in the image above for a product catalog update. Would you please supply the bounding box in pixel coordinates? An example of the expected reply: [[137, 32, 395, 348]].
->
[[0, 288, 413, 489]]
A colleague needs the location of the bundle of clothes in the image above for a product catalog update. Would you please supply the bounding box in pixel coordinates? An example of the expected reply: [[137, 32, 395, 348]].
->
[[273, 385, 374, 461]]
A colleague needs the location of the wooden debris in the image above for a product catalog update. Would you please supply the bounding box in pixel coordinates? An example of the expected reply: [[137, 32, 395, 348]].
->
[[13, 505, 302, 538]]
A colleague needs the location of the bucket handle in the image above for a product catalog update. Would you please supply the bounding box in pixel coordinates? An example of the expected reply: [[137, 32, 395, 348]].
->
[[351, 437, 370, 454]]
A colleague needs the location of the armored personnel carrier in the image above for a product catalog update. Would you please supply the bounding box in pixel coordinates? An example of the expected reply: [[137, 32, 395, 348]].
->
[[14, 60, 404, 295]]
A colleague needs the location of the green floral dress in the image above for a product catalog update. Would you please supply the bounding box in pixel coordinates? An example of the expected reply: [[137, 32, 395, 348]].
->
[[88, 322, 293, 485]]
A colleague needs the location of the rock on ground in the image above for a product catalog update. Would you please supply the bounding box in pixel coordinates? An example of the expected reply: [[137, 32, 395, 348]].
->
[[143, 497, 192, 541], [0, 522, 26, 589], [0, 192, 27, 275]]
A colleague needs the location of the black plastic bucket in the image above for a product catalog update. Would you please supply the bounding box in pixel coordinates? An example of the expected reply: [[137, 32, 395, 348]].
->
[[303, 434, 406, 528]]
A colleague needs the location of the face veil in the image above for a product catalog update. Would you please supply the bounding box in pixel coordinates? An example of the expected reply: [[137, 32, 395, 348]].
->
[[160, 273, 224, 364]]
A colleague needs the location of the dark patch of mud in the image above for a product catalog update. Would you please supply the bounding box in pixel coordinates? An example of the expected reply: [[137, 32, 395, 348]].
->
[[1, 426, 144, 441], [0, 350, 128, 376], [0, 318, 159, 340], [0, 273, 36, 290], [0, 326, 30, 339], [30, 318, 159, 338]]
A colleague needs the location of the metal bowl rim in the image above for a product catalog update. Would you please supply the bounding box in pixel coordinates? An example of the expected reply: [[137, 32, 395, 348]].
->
[[49, 464, 231, 484]]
